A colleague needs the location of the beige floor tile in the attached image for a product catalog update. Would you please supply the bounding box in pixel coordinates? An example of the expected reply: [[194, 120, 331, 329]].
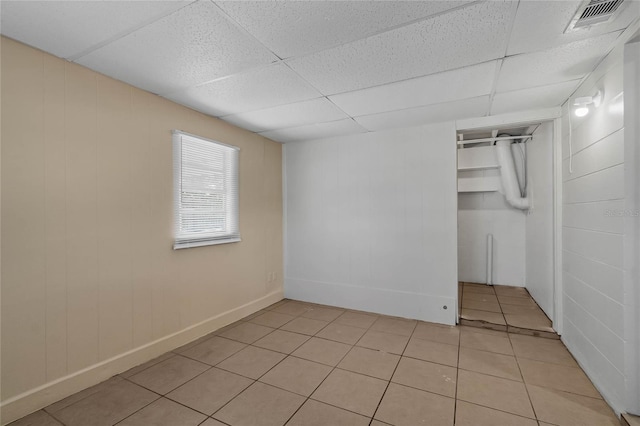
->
[[622, 414, 640, 426], [338, 346, 400, 380], [391, 357, 456, 397], [459, 347, 522, 381], [370, 421, 391, 426], [460, 328, 513, 355], [462, 298, 502, 313], [46, 377, 126, 414], [459, 325, 508, 337], [370, 317, 417, 336], [213, 382, 305, 426], [120, 352, 176, 378], [403, 337, 458, 367], [180, 336, 247, 365], [316, 322, 367, 344], [527, 384, 619, 426], [505, 313, 553, 332], [252, 329, 310, 354], [117, 397, 205, 426], [498, 296, 538, 307], [199, 419, 227, 426], [356, 330, 409, 354], [457, 369, 535, 418], [249, 311, 296, 328], [463, 292, 499, 303], [129, 355, 210, 395], [286, 399, 370, 426], [265, 299, 290, 310], [292, 337, 352, 366], [54, 379, 159, 426], [311, 369, 387, 417], [464, 284, 495, 294], [302, 306, 345, 322], [461, 308, 506, 325], [240, 309, 267, 321], [412, 322, 460, 346], [494, 285, 530, 298], [455, 400, 537, 426], [219, 322, 275, 344], [334, 311, 378, 328], [216, 346, 285, 379], [509, 334, 577, 367], [166, 367, 253, 415], [280, 317, 329, 335], [8, 410, 63, 426], [518, 358, 600, 398], [374, 383, 455, 426], [260, 356, 331, 396], [272, 301, 314, 316], [500, 303, 545, 315], [460, 319, 508, 332]]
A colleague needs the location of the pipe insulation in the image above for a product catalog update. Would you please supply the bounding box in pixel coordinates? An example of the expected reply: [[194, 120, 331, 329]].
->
[[496, 139, 530, 210]]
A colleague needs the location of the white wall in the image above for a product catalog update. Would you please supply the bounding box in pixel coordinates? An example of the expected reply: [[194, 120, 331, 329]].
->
[[525, 121, 555, 318], [560, 43, 627, 414], [284, 123, 458, 325], [457, 200, 526, 286]]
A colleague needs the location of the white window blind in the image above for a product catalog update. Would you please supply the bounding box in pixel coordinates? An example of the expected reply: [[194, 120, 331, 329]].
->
[[173, 130, 240, 249]]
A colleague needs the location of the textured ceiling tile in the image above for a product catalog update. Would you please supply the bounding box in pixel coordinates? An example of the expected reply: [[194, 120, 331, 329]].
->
[[490, 80, 581, 115], [0, 0, 187, 59], [222, 98, 349, 133], [259, 119, 367, 143], [286, 1, 516, 95], [164, 64, 321, 117], [76, 0, 278, 95], [329, 61, 497, 117], [497, 31, 621, 92], [216, 0, 472, 59], [354, 96, 490, 132], [507, 0, 639, 56]]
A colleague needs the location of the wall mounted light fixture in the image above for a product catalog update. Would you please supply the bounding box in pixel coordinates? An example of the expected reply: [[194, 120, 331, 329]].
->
[[573, 90, 603, 117]]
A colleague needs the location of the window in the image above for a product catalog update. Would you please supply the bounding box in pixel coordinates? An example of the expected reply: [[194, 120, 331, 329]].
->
[[173, 130, 240, 249]]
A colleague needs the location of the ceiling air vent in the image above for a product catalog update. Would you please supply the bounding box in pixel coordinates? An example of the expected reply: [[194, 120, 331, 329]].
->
[[565, 0, 625, 32]]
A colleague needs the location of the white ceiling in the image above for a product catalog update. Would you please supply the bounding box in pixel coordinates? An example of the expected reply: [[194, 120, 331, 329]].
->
[[2, 0, 638, 143]]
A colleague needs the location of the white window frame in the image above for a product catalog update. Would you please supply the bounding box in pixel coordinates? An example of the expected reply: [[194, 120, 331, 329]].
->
[[172, 130, 240, 249]]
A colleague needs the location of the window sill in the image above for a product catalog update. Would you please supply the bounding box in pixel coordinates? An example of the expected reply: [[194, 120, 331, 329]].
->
[[173, 237, 241, 250]]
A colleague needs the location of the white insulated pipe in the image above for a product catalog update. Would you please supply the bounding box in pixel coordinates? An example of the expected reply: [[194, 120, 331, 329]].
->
[[496, 140, 530, 210], [486, 234, 493, 285]]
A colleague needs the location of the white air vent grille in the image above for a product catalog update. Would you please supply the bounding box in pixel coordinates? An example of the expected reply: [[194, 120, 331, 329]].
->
[[565, 0, 625, 32]]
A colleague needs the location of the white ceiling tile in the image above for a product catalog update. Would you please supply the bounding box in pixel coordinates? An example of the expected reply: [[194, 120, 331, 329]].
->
[[0, 0, 187, 59], [490, 80, 581, 115], [354, 96, 490, 132], [76, 0, 278, 95], [259, 119, 367, 143], [507, 0, 639, 56], [222, 98, 349, 133], [216, 0, 472, 59], [165, 64, 321, 117], [329, 61, 497, 117], [497, 31, 621, 92], [286, 1, 517, 95]]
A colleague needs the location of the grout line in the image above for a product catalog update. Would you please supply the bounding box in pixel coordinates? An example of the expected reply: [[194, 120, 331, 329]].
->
[[367, 320, 418, 425]]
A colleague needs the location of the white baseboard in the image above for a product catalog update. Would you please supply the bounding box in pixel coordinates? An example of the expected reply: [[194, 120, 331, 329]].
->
[[285, 278, 456, 325], [0, 290, 284, 425]]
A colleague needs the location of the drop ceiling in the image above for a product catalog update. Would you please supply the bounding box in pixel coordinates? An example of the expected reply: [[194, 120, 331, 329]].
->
[[1, 0, 638, 143]]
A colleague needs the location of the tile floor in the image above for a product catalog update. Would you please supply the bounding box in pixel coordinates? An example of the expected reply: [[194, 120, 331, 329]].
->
[[11, 299, 619, 426], [459, 282, 557, 338]]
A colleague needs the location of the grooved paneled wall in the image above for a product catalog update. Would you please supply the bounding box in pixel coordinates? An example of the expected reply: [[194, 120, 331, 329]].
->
[[1, 37, 283, 407], [560, 44, 626, 414]]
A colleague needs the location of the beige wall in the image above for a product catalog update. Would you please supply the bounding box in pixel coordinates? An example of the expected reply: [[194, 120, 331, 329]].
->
[[1, 36, 283, 410]]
